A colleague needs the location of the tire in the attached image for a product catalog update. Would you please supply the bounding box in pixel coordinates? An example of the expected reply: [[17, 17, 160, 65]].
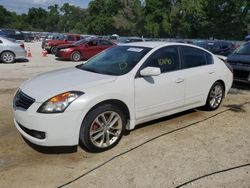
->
[[50, 46, 57, 54], [1, 51, 15, 64], [80, 104, 126, 152], [71, 51, 81, 62], [204, 81, 224, 111]]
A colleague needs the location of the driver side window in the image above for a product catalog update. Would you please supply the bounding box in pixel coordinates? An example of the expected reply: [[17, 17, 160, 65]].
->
[[88, 40, 98, 46], [143, 46, 180, 73]]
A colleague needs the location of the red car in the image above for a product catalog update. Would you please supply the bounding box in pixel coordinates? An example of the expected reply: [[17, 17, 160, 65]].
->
[[44, 34, 82, 54], [55, 39, 116, 61]]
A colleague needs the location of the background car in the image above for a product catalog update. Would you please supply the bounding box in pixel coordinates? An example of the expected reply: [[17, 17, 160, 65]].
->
[[0, 29, 25, 41], [227, 42, 250, 83], [193, 40, 235, 56], [118, 37, 144, 43], [43, 34, 82, 54], [13, 42, 233, 152], [245, 34, 250, 41], [23, 32, 35, 42], [55, 38, 115, 61], [0, 36, 26, 63]]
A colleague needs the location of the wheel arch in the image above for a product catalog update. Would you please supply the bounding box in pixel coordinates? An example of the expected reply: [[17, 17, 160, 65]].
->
[[85, 99, 131, 124], [0, 50, 16, 57], [215, 79, 226, 97], [0, 50, 16, 63], [71, 50, 82, 59], [50, 45, 58, 53]]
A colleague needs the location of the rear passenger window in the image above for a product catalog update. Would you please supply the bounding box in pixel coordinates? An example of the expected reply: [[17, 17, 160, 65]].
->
[[181, 46, 210, 68], [143, 46, 180, 73], [0, 40, 2, 43], [205, 53, 213, 65], [88, 40, 98, 46], [76, 36, 81, 41], [67, 35, 75, 41]]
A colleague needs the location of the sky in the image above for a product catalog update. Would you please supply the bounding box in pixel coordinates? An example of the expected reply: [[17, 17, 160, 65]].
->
[[0, 0, 91, 14]]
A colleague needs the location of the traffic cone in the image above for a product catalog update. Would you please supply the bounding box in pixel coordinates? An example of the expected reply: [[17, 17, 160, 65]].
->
[[42, 50, 48, 57], [27, 47, 32, 57]]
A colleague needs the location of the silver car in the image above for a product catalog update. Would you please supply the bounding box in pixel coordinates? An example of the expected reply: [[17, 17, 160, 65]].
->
[[0, 36, 26, 63]]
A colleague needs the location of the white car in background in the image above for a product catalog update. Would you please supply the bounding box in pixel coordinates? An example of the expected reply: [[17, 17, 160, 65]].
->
[[0, 36, 26, 63], [13, 42, 233, 152]]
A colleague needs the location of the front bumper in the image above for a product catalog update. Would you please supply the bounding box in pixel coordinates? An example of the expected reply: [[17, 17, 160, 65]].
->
[[44, 45, 51, 51], [13, 102, 87, 146], [55, 50, 71, 59]]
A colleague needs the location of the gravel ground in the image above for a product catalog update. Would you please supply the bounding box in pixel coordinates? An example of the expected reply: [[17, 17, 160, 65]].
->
[[0, 42, 249, 188]]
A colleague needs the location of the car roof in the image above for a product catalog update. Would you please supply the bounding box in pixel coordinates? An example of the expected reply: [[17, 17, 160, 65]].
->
[[0, 36, 15, 43], [119, 41, 197, 49], [119, 41, 172, 48]]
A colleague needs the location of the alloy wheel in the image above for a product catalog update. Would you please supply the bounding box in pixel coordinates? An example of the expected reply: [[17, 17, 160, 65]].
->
[[209, 84, 223, 109], [89, 111, 122, 148], [2, 52, 15, 63]]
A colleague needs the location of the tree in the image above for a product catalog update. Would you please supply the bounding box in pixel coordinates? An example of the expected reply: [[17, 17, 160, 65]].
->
[[46, 4, 60, 32], [204, 0, 249, 39], [26, 7, 48, 31], [113, 0, 144, 36], [87, 0, 120, 35], [60, 3, 87, 33], [143, 0, 172, 37], [169, 0, 207, 38]]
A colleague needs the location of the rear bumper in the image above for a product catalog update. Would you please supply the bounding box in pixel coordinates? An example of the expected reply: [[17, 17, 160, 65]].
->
[[15, 49, 26, 59]]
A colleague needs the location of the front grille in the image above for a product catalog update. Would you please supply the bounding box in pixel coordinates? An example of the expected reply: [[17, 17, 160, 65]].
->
[[14, 90, 35, 110], [233, 70, 249, 79], [228, 60, 250, 67]]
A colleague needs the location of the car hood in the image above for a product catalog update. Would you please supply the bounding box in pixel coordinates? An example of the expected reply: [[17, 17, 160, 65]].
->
[[20, 67, 117, 102], [227, 53, 250, 63]]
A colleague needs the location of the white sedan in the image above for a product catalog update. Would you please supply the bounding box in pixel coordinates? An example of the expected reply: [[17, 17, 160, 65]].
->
[[13, 42, 233, 152]]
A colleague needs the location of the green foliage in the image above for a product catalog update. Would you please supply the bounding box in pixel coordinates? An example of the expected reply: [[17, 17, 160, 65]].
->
[[0, 0, 249, 40]]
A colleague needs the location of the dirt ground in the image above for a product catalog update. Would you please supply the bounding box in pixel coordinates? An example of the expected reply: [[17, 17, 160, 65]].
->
[[0, 42, 249, 188]]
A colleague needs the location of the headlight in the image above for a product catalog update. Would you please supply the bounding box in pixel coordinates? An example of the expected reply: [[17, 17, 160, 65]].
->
[[37, 91, 84, 113], [60, 48, 69, 52]]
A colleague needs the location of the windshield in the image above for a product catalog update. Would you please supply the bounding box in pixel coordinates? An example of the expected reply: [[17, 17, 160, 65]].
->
[[77, 46, 151, 75], [234, 43, 250, 55], [73, 39, 87, 46]]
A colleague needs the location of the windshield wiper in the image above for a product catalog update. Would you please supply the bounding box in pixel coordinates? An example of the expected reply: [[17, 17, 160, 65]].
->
[[77, 66, 100, 73]]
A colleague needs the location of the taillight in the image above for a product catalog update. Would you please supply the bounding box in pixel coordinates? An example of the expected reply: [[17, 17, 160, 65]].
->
[[20, 43, 25, 49], [225, 61, 233, 73]]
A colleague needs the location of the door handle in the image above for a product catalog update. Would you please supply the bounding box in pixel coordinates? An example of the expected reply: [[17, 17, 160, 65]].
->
[[175, 78, 184, 83], [209, 70, 215, 74]]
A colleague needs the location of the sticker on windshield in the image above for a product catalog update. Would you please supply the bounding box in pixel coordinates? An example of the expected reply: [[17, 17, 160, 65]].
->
[[127, 48, 143, 52]]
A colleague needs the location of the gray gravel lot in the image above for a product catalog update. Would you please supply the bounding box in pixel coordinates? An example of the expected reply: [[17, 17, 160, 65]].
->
[[0, 42, 249, 188]]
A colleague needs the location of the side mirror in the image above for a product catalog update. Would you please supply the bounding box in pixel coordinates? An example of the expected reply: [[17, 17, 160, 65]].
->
[[85, 44, 89, 47], [140, 67, 161, 77], [64, 39, 67, 42]]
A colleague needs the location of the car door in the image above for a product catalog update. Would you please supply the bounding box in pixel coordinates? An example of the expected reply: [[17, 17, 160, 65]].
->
[[66, 35, 76, 44], [84, 40, 99, 59], [134, 46, 185, 120], [0, 39, 4, 53], [180, 46, 216, 108], [99, 40, 113, 52]]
